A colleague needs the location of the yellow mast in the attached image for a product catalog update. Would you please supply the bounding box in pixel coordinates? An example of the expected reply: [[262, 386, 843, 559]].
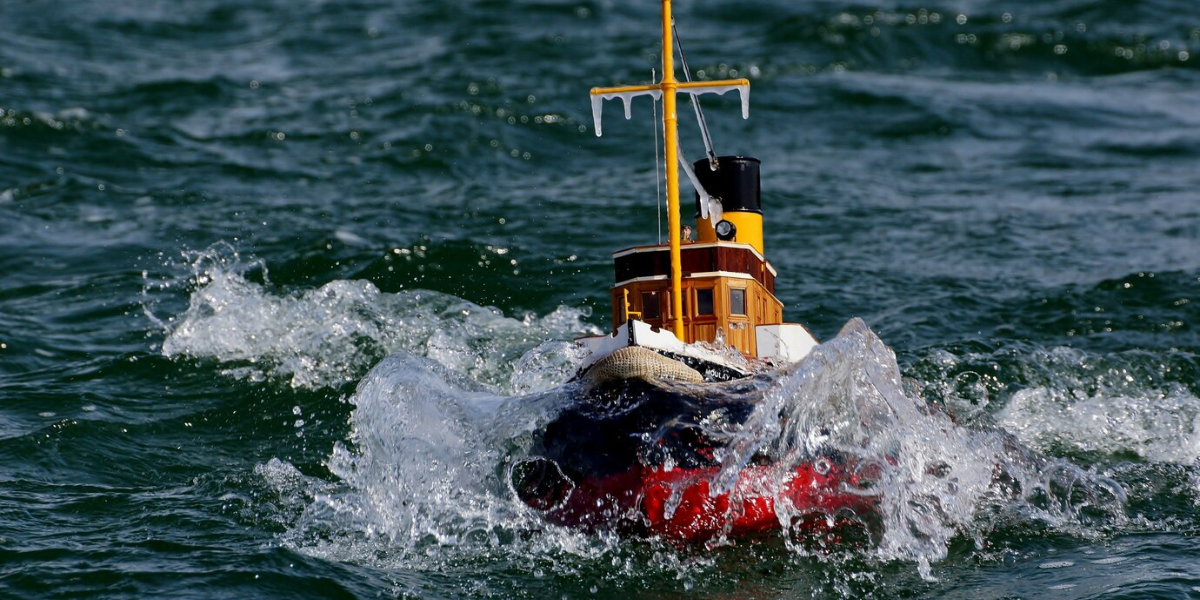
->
[[589, 0, 751, 340], [660, 0, 684, 338]]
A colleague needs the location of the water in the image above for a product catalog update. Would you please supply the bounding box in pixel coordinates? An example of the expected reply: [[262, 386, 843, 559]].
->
[[2, 0, 1199, 597]]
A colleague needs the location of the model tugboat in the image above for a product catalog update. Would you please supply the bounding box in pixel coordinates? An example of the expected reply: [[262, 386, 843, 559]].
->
[[511, 0, 877, 544]]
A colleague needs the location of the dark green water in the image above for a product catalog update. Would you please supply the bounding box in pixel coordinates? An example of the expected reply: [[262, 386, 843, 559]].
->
[[2, 0, 1199, 598]]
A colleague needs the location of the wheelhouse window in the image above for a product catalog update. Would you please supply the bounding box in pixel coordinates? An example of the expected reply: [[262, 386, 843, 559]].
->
[[641, 291, 661, 320], [730, 288, 746, 315], [695, 288, 714, 316]]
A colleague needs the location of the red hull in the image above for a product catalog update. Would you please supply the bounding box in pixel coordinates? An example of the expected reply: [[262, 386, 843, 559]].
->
[[527, 459, 876, 543]]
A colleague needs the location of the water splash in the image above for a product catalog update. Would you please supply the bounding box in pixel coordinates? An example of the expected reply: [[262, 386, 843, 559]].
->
[[914, 343, 1200, 465], [268, 317, 1126, 580], [703, 319, 1124, 577], [992, 347, 1200, 465], [275, 352, 594, 568], [148, 243, 600, 390]]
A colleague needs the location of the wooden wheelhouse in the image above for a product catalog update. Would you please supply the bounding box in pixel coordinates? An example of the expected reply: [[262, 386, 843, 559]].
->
[[611, 241, 782, 358]]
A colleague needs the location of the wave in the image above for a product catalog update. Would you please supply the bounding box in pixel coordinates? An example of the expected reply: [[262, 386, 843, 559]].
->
[[146, 248, 1192, 580], [747, 3, 1199, 77], [150, 243, 599, 390], [264, 318, 1126, 580], [915, 342, 1200, 466]]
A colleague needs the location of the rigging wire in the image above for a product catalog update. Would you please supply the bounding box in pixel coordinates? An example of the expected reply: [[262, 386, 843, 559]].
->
[[672, 21, 718, 169]]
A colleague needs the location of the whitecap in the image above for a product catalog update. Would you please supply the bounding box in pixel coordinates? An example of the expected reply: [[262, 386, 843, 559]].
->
[[153, 243, 600, 390]]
